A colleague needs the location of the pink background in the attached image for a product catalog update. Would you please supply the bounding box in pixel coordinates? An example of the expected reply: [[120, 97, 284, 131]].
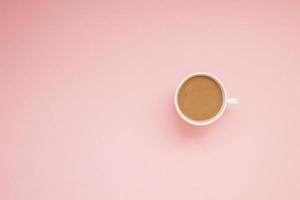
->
[[1, 0, 300, 199]]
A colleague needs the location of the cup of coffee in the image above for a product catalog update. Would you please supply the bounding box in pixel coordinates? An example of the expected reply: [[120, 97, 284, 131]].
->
[[175, 72, 238, 126]]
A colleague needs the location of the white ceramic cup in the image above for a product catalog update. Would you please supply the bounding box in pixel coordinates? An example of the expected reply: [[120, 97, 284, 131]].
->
[[174, 72, 238, 126]]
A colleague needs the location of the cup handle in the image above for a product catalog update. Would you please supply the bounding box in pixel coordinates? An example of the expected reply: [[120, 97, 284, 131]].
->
[[227, 98, 239, 105]]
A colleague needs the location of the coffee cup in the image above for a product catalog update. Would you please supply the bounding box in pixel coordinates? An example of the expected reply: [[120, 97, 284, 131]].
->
[[174, 72, 238, 126]]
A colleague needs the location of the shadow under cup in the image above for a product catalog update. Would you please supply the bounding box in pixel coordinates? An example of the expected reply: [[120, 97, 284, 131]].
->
[[175, 73, 227, 126]]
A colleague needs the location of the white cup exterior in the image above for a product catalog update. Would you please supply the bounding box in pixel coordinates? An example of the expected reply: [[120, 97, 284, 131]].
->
[[174, 72, 237, 126]]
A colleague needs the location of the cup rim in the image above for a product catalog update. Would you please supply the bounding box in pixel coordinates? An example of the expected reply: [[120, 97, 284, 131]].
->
[[174, 72, 227, 126]]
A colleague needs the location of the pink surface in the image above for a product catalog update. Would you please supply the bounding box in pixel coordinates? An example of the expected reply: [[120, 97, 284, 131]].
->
[[1, 1, 300, 199]]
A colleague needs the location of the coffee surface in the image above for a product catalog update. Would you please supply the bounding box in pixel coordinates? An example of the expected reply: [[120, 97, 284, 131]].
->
[[178, 76, 223, 121]]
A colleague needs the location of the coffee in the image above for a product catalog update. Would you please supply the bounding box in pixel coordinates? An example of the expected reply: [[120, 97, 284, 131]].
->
[[178, 76, 223, 121]]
